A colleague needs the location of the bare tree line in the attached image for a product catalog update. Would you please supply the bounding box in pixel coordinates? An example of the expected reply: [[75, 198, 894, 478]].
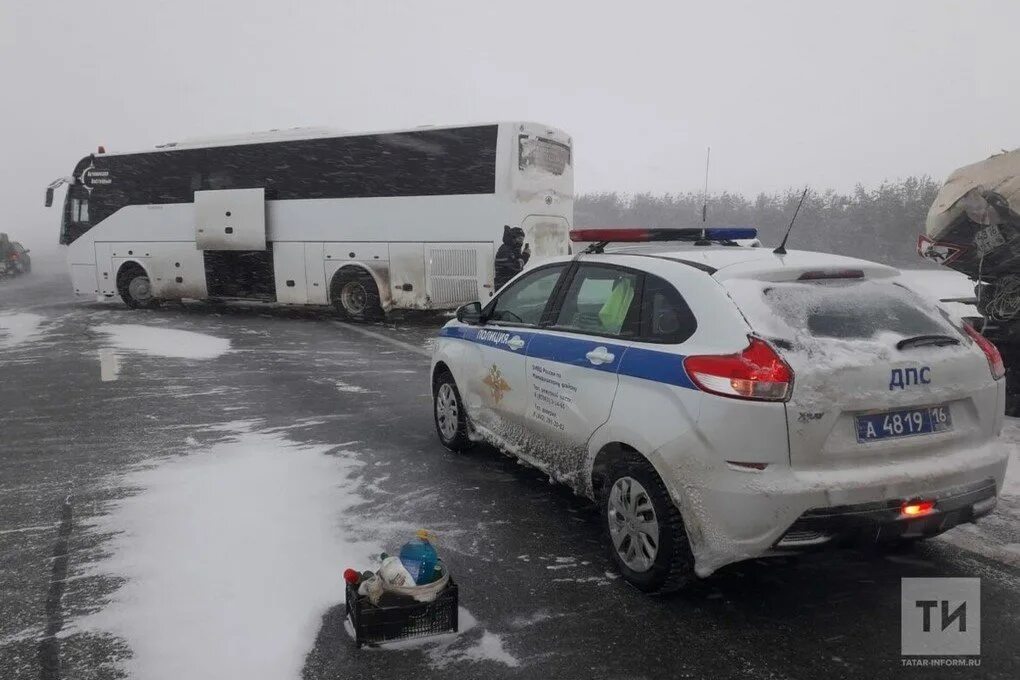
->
[[575, 177, 939, 267]]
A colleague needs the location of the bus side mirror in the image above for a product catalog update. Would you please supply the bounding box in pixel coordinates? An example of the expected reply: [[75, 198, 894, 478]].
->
[[45, 187, 54, 207], [456, 301, 483, 325]]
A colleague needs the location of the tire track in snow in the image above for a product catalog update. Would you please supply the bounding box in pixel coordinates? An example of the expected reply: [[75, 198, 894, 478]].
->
[[37, 494, 73, 680]]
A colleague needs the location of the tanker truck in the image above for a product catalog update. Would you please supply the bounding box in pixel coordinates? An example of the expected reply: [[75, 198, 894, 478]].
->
[[921, 148, 1020, 413]]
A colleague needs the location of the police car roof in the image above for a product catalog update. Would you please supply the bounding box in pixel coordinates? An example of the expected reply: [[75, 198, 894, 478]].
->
[[582, 245, 900, 281]]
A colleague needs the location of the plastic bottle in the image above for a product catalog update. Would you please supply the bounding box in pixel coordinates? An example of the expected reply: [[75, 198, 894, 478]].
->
[[399, 530, 440, 585], [378, 552, 416, 587]]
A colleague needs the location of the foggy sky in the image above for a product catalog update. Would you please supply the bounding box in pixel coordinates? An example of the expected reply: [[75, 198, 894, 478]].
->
[[2, 0, 1018, 252]]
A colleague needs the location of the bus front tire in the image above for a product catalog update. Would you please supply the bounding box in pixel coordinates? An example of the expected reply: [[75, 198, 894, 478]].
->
[[116, 265, 158, 310], [332, 270, 383, 322]]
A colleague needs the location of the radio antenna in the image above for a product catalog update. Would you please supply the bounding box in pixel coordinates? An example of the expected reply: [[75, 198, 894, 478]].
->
[[696, 147, 711, 245], [700, 147, 711, 238], [773, 186, 808, 255]]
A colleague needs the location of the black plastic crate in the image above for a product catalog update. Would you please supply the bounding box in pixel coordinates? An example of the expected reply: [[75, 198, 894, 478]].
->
[[345, 578, 459, 647]]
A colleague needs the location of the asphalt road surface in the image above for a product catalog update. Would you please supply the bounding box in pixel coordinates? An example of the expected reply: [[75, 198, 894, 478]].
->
[[2, 260, 1018, 680]]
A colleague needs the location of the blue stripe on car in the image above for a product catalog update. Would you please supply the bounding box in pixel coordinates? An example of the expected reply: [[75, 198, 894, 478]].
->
[[527, 333, 623, 374], [617, 346, 695, 389], [438, 325, 697, 389]]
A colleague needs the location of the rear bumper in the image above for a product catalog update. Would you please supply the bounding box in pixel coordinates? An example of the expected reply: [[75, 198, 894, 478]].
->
[[773, 477, 997, 549], [658, 438, 1010, 577]]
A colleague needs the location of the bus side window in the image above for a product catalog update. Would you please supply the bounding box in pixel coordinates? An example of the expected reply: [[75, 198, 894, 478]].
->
[[206, 169, 233, 190]]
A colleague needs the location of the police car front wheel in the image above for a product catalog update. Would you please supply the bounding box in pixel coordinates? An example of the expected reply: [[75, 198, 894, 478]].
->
[[601, 455, 695, 593], [433, 371, 473, 452]]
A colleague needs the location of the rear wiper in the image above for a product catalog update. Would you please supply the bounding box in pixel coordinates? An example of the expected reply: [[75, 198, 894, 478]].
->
[[896, 334, 961, 350]]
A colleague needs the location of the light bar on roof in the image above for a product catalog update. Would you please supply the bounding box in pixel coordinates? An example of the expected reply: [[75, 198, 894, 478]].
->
[[569, 227, 758, 243]]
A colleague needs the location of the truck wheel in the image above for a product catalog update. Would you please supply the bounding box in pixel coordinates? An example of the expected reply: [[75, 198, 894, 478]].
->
[[117, 265, 158, 309], [601, 454, 695, 593], [332, 270, 383, 322], [433, 370, 473, 452]]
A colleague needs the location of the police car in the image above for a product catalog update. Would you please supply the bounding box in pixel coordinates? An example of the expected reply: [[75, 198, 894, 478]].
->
[[430, 228, 1009, 592]]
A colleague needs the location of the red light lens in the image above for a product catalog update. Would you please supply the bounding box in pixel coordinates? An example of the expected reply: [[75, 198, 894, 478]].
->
[[797, 269, 864, 280], [963, 324, 1005, 380], [343, 568, 360, 585], [569, 228, 649, 243], [684, 337, 793, 401], [901, 500, 935, 517]]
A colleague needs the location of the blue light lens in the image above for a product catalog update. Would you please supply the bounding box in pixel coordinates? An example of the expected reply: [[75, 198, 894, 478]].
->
[[704, 228, 758, 240]]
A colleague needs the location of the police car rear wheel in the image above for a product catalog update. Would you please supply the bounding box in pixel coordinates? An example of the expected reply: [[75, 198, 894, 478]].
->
[[601, 455, 695, 593], [433, 371, 473, 451]]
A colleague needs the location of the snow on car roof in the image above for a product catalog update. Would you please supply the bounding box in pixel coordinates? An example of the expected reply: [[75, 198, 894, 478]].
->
[[597, 246, 899, 280]]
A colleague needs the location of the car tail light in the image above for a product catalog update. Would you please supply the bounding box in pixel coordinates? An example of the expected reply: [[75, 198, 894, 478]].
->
[[963, 324, 1005, 380], [901, 500, 935, 517], [684, 336, 793, 401]]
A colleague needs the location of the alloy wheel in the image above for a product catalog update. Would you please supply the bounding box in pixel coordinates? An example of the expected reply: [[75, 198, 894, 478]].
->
[[607, 476, 660, 572], [435, 383, 459, 441]]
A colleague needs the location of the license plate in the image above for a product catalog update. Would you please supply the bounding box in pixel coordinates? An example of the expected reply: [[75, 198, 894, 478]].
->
[[855, 405, 952, 442]]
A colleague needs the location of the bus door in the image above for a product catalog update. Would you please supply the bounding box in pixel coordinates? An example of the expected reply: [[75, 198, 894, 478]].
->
[[273, 242, 308, 304]]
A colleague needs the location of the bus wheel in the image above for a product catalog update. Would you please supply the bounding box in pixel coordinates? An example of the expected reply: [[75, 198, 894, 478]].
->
[[333, 270, 382, 322], [117, 264, 158, 310]]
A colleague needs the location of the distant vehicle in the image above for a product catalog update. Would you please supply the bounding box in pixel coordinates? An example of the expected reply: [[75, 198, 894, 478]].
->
[[44, 122, 573, 319], [0, 233, 28, 279], [431, 227, 1008, 592], [9, 242, 30, 275]]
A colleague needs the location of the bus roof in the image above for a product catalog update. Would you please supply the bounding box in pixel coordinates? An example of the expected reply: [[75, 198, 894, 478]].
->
[[96, 121, 569, 156]]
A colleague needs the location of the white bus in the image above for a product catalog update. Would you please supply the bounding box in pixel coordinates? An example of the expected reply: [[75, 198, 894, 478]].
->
[[46, 122, 573, 319]]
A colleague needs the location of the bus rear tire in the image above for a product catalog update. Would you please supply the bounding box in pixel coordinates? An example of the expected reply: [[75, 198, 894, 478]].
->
[[117, 264, 158, 310], [332, 269, 383, 322]]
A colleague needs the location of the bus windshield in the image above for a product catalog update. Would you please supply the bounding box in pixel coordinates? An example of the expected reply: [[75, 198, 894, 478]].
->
[[60, 184, 90, 245]]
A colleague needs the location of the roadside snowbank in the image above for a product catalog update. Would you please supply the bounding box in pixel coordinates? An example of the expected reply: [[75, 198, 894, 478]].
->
[[0, 312, 46, 350], [78, 425, 380, 680], [92, 324, 230, 359]]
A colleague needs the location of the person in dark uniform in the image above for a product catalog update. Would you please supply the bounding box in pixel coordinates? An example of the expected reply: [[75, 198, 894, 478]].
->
[[494, 225, 530, 290]]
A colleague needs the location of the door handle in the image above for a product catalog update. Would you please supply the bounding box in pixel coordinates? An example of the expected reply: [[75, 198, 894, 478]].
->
[[508, 335, 525, 351], [585, 346, 615, 365]]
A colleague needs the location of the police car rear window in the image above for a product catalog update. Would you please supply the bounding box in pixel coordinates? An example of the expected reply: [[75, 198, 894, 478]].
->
[[639, 274, 697, 343], [759, 280, 953, 340]]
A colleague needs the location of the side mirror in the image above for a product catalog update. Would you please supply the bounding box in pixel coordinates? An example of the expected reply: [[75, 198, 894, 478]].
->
[[45, 187, 54, 208], [456, 301, 483, 325]]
